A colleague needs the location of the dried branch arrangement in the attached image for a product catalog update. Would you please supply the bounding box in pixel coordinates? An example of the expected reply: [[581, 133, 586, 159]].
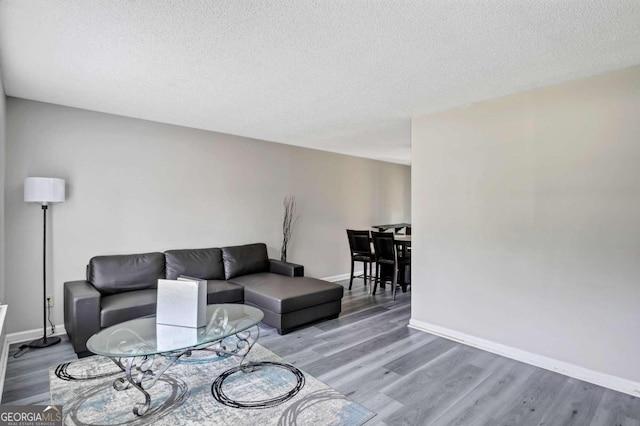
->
[[281, 195, 297, 262]]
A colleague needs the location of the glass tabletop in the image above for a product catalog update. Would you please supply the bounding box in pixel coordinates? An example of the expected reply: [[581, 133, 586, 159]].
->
[[86, 304, 264, 357]]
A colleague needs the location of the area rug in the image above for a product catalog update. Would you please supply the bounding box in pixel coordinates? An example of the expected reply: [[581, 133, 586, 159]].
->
[[49, 341, 375, 425]]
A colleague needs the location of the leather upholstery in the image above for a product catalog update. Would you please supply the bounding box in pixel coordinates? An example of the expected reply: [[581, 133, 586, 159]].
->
[[89, 252, 165, 295], [100, 289, 157, 328], [221, 243, 269, 279], [64, 280, 101, 354], [165, 248, 225, 280], [206, 280, 244, 304], [353, 254, 374, 262], [248, 300, 341, 331], [229, 272, 344, 314], [269, 259, 304, 277], [64, 242, 346, 353]]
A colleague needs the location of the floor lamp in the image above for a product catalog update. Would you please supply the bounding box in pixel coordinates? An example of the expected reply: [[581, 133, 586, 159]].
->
[[24, 177, 66, 348]]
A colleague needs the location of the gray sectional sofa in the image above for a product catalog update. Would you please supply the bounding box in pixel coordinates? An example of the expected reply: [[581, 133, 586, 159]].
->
[[64, 243, 344, 356]]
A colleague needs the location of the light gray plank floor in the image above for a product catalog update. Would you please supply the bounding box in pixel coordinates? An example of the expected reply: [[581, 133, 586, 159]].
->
[[3, 279, 640, 425]]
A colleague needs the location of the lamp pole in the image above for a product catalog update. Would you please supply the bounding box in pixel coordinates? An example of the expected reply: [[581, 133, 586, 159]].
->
[[42, 205, 47, 343], [29, 204, 61, 348], [24, 177, 65, 349]]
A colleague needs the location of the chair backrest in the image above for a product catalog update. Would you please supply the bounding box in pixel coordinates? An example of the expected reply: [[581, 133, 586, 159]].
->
[[371, 231, 396, 263], [346, 229, 372, 255]]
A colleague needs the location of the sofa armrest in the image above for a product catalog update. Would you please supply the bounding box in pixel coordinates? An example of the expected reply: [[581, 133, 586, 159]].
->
[[64, 280, 101, 355], [269, 259, 304, 277]]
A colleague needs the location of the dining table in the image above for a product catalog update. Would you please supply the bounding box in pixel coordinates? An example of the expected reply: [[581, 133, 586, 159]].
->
[[372, 222, 411, 234]]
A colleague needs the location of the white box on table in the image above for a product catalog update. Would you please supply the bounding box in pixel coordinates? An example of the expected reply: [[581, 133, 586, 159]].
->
[[156, 276, 207, 328]]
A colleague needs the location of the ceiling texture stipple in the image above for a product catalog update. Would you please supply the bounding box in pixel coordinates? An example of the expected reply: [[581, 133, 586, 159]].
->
[[1, 1, 640, 165]]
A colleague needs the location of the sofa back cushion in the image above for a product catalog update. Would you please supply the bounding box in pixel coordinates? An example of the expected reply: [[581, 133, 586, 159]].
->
[[88, 252, 165, 295], [221, 243, 269, 279], [164, 248, 225, 280]]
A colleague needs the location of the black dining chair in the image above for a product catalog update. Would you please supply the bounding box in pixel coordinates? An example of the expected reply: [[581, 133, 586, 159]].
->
[[346, 229, 374, 290], [371, 231, 410, 300]]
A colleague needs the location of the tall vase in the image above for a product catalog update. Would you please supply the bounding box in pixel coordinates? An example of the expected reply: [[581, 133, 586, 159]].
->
[[280, 244, 287, 262]]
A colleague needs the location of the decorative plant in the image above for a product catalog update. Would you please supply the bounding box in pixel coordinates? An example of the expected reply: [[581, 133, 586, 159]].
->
[[281, 195, 297, 262]]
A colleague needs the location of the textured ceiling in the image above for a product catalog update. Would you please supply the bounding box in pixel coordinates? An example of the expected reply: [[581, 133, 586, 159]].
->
[[1, 1, 640, 165]]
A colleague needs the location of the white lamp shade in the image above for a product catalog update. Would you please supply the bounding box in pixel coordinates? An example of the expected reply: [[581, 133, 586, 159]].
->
[[24, 177, 66, 205]]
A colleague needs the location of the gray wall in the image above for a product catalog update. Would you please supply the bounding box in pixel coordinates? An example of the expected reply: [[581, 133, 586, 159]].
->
[[411, 65, 640, 384], [0, 75, 5, 304], [5, 98, 411, 333], [0, 77, 6, 367]]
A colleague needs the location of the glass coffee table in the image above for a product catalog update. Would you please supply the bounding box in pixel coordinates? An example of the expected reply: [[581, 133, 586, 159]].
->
[[86, 304, 263, 416]]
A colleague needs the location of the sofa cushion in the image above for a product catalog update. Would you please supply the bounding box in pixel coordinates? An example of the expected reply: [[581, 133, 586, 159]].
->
[[89, 252, 165, 295], [206, 280, 244, 304], [221, 243, 269, 279], [165, 248, 225, 280], [100, 289, 157, 328], [229, 272, 344, 314]]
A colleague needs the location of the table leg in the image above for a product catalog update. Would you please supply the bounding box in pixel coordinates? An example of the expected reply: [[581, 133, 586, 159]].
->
[[110, 356, 153, 416], [211, 325, 305, 409], [109, 352, 186, 416], [106, 323, 260, 416], [200, 324, 260, 372]]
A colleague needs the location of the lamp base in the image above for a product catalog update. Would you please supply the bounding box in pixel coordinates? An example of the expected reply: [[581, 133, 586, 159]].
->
[[28, 335, 61, 349]]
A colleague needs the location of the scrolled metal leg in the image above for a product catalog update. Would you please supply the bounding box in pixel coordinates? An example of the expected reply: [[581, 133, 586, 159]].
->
[[113, 377, 129, 391], [195, 324, 260, 372], [108, 356, 154, 416], [237, 325, 260, 373], [107, 351, 189, 416], [126, 357, 153, 416], [104, 320, 261, 416], [110, 357, 130, 390]]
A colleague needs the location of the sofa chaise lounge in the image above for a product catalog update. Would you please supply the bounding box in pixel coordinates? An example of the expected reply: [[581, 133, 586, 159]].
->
[[64, 243, 344, 356]]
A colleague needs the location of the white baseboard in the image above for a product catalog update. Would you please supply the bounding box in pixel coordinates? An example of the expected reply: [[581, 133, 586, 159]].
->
[[6, 324, 67, 345], [321, 271, 363, 283], [408, 318, 640, 398]]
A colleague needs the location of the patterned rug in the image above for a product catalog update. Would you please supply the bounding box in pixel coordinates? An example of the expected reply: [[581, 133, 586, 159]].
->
[[49, 342, 374, 425]]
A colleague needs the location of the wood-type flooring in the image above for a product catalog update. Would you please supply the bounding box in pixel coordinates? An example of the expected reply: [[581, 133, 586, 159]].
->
[[3, 279, 640, 425]]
